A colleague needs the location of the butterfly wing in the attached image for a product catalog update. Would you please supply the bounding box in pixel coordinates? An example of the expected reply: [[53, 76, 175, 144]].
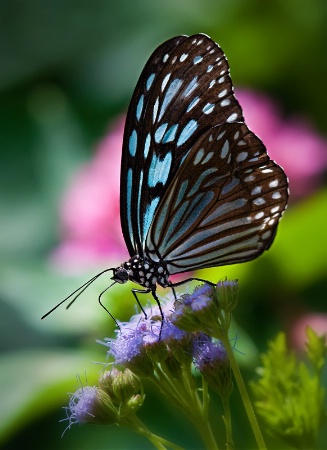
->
[[120, 34, 243, 256], [146, 122, 288, 274]]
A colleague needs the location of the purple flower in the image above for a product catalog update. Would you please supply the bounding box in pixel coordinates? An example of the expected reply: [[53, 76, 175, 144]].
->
[[64, 386, 117, 428], [193, 336, 232, 398]]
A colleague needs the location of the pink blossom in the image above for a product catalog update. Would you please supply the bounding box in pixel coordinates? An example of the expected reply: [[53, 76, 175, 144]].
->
[[51, 117, 128, 271], [290, 313, 327, 350], [236, 89, 327, 198]]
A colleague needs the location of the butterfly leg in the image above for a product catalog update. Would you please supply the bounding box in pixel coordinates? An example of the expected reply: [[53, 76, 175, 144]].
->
[[131, 288, 152, 319], [132, 288, 165, 338], [170, 277, 216, 294]]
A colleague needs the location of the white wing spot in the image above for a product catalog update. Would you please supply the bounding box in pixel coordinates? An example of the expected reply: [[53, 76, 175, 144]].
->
[[227, 113, 238, 122], [262, 168, 274, 173], [221, 99, 231, 107], [220, 140, 229, 158], [194, 148, 205, 165], [268, 219, 275, 226], [171, 56, 177, 64], [207, 65, 214, 72], [161, 73, 171, 91], [255, 211, 265, 219], [237, 140, 246, 146], [163, 53, 169, 63], [253, 197, 266, 206], [220, 69, 226, 75], [269, 179, 279, 188], [193, 55, 203, 64], [236, 151, 248, 162], [218, 89, 227, 98], [202, 151, 214, 164], [244, 175, 255, 182], [180, 53, 188, 62], [271, 206, 280, 213], [218, 76, 225, 83], [209, 80, 215, 88], [234, 131, 240, 140], [153, 97, 159, 123], [217, 130, 226, 140], [251, 186, 262, 195], [272, 191, 281, 199], [186, 96, 200, 112], [203, 103, 215, 114]]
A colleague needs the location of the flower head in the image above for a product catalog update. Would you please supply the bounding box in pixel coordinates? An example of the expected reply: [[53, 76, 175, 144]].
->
[[65, 386, 117, 428], [193, 335, 232, 398]]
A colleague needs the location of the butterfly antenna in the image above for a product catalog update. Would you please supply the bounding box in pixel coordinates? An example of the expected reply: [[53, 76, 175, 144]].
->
[[98, 281, 120, 329], [41, 268, 115, 319]]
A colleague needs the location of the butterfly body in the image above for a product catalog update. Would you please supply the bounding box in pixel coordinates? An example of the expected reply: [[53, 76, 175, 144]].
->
[[112, 255, 170, 289]]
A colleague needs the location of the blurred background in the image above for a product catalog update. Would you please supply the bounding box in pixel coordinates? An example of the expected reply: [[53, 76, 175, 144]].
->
[[1, 0, 327, 448]]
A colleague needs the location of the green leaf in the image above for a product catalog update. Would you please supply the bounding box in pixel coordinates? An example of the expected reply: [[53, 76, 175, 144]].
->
[[0, 349, 99, 444]]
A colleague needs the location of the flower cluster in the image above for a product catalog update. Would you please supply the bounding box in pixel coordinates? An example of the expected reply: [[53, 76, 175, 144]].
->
[[64, 281, 239, 449]]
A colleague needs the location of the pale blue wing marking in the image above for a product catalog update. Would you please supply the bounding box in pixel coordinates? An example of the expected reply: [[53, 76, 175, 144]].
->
[[136, 95, 144, 121], [148, 152, 172, 187], [158, 78, 183, 121], [146, 73, 155, 90], [162, 124, 179, 143], [129, 130, 137, 157], [144, 133, 151, 158], [186, 96, 200, 112], [177, 120, 198, 146], [143, 197, 160, 246], [155, 123, 168, 144], [183, 76, 198, 97]]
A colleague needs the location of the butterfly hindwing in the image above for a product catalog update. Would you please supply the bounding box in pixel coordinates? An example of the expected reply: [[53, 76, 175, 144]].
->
[[145, 122, 288, 274], [120, 34, 244, 256]]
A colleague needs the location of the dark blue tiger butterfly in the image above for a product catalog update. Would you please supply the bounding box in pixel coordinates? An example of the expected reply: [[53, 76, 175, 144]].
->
[[42, 34, 288, 321]]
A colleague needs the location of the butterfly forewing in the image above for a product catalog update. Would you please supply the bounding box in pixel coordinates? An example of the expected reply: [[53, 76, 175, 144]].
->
[[146, 122, 288, 274], [121, 34, 243, 257]]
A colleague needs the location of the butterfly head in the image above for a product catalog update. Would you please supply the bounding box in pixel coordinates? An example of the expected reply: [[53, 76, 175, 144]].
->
[[111, 266, 130, 284]]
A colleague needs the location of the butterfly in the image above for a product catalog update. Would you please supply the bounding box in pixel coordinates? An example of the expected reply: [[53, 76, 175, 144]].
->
[[42, 33, 288, 321]]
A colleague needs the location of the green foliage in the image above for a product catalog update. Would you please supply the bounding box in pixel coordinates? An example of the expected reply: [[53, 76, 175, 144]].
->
[[250, 329, 327, 449]]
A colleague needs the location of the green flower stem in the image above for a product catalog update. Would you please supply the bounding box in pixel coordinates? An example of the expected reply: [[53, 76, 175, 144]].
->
[[221, 396, 233, 450], [219, 333, 267, 450], [123, 415, 183, 450], [150, 363, 219, 450]]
